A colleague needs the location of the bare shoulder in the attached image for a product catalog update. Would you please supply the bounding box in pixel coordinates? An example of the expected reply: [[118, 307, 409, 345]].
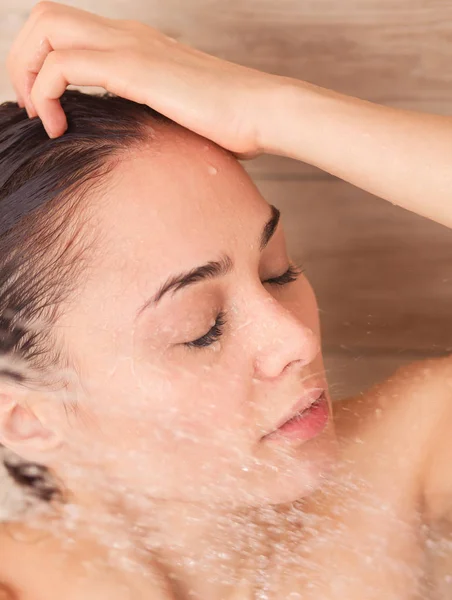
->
[[390, 353, 452, 387], [382, 354, 452, 429], [0, 521, 177, 600], [408, 355, 452, 522], [334, 354, 452, 432], [334, 354, 452, 518]]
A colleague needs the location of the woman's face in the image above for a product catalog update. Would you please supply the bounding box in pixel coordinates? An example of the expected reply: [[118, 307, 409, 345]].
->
[[47, 126, 337, 508]]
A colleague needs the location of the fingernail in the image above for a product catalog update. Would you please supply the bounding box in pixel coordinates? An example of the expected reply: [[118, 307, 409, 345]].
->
[[45, 125, 56, 139], [45, 123, 67, 139]]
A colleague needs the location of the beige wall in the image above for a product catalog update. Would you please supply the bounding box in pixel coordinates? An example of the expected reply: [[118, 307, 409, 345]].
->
[[1, 0, 452, 397]]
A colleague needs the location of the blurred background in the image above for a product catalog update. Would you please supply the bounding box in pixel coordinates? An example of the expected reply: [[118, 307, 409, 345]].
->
[[1, 0, 451, 398]]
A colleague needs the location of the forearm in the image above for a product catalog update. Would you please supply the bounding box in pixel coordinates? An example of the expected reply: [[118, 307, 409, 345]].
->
[[265, 78, 452, 229]]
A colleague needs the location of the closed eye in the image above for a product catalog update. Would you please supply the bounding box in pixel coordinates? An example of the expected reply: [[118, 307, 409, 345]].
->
[[263, 262, 305, 286], [183, 261, 305, 350]]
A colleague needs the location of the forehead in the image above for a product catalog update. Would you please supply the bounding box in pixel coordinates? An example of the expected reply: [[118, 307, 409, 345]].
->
[[55, 130, 272, 368], [92, 129, 267, 279]]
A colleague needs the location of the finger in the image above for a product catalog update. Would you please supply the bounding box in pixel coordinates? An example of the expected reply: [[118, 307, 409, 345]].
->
[[23, 38, 53, 118], [6, 5, 44, 109], [30, 49, 114, 138], [8, 2, 117, 117], [7, 3, 69, 113]]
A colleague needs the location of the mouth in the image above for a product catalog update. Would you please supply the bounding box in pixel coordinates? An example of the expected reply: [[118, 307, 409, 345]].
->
[[262, 389, 330, 443]]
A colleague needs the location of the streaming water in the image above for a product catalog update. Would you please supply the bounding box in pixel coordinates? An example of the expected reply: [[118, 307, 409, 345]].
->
[[0, 348, 451, 599]]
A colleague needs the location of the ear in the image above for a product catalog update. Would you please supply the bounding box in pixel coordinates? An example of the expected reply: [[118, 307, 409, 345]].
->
[[0, 389, 62, 462]]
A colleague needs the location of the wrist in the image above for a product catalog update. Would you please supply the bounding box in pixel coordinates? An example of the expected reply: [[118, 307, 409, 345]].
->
[[258, 76, 348, 166], [257, 76, 316, 159]]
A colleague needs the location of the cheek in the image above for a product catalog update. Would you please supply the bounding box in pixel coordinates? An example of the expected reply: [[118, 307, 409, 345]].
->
[[91, 357, 253, 450], [160, 368, 252, 442]]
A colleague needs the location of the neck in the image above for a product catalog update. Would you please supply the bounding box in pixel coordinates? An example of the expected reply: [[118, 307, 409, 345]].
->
[[9, 481, 313, 600], [61, 489, 295, 599], [150, 502, 261, 597], [119, 497, 279, 599]]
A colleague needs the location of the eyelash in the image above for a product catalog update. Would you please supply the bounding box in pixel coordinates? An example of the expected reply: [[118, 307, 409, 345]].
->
[[183, 262, 305, 350]]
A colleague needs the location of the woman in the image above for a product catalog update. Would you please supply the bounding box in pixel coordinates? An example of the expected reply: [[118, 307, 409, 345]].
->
[[0, 2, 451, 598]]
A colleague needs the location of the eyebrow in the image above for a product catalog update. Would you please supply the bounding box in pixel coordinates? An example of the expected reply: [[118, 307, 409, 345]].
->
[[136, 204, 281, 318]]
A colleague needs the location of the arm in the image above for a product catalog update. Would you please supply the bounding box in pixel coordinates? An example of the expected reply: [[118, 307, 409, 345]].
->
[[263, 79, 452, 229], [8, 3, 452, 232]]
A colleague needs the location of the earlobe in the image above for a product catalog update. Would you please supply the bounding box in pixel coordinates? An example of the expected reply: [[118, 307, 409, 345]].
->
[[0, 393, 62, 460]]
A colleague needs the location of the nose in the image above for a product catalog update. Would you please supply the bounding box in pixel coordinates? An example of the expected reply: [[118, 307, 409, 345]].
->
[[250, 294, 321, 380]]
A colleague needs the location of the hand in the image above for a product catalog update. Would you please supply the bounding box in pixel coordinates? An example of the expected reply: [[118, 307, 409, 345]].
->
[[6, 1, 282, 159]]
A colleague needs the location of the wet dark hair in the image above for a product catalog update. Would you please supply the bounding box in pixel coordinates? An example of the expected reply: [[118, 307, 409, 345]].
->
[[0, 90, 172, 506]]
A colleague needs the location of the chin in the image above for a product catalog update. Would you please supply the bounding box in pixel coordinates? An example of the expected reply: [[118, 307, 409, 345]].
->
[[239, 425, 339, 507]]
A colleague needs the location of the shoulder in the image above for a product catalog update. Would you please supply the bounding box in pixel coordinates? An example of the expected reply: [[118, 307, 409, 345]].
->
[[334, 355, 452, 437], [334, 354, 452, 515], [409, 355, 452, 523]]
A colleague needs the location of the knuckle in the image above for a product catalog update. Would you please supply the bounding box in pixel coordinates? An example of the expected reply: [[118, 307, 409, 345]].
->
[[46, 49, 65, 68], [31, 1, 56, 18]]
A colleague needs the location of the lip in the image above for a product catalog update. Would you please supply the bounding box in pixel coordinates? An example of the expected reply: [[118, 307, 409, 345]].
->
[[272, 387, 325, 431], [263, 391, 329, 443]]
